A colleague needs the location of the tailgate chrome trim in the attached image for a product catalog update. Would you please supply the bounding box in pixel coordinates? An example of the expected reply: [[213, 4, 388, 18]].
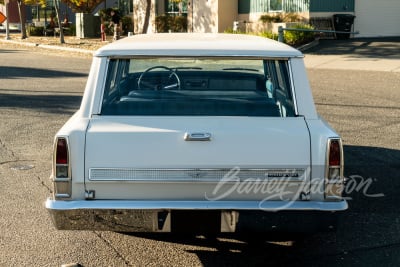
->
[[88, 168, 306, 182]]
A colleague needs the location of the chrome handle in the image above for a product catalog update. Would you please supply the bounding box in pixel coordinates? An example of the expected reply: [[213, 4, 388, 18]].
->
[[184, 132, 212, 141]]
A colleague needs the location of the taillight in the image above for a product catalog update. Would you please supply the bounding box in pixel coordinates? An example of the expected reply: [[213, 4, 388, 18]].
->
[[55, 138, 69, 178], [53, 137, 71, 199], [329, 140, 341, 167], [56, 138, 68, 165], [325, 138, 344, 201]]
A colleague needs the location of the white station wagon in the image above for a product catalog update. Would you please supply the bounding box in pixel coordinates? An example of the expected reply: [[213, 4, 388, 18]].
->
[[46, 33, 347, 233]]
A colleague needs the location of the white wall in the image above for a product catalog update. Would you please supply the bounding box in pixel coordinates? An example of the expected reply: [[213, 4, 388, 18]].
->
[[218, 0, 238, 32], [190, 0, 218, 33], [354, 0, 400, 37]]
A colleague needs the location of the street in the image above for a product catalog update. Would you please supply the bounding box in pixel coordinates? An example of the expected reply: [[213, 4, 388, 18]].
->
[[0, 43, 400, 266]]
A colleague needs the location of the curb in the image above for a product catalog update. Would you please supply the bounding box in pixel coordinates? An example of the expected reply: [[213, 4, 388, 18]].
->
[[0, 38, 94, 55], [297, 38, 320, 52]]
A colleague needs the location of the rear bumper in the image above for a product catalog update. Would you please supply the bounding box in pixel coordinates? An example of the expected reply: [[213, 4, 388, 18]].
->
[[45, 199, 347, 233]]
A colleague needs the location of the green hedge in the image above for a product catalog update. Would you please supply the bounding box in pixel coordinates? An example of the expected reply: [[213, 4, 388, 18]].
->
[[283, 24, 315, 46], [155, 15, 187, 33], [28, 26, 44, 36], [259, 13, 302, 23], [224, 23, 315, 47], [65, 24, 76, 36], [121, 16, 133, 35]]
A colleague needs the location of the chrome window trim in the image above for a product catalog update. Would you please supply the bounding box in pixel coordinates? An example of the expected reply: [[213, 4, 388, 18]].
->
[[288, 59, 299, 116], [105, 55, 293, 60]]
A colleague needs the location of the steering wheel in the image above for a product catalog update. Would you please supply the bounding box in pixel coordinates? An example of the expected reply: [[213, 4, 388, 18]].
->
[[137, 66, 181, 90]]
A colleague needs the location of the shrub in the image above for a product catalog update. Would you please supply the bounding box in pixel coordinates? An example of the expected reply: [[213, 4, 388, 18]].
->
[[282, 13, 302, 22], [259, 14, 283, 23], [27, 26, 44, 36], [121, 16, 133, 35], [65, 24, 76, 36], [155, 15, 170, 33], [258, 31, 278, 40], [155, 15, 187, 33], [171, 15, 187, 32], [283, 24, 315, 46], [223, 24, 315, 47], [259, 13, 302, 23], [223, 28, 245, 34]]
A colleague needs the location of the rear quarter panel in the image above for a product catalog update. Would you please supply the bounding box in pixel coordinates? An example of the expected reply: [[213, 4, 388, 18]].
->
[[306, 117, 342, 201], [55, 113, 90, 200]]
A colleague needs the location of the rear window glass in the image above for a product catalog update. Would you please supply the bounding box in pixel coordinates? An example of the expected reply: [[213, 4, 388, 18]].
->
[[101, 57, 296, 117]]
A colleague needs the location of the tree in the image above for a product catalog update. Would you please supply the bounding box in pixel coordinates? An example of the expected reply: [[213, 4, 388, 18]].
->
[[63, 0, 104, 13], [53, 0, 64, 43], [16, 0, 27, 38], [141, 0, 151, 34], [62, 0, 106, 41], [0, 0, 45, 39]]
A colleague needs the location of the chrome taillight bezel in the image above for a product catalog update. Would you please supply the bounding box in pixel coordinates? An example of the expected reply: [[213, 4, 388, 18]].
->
[[52, 137, 72, 199], [325, 138, 344, 201]]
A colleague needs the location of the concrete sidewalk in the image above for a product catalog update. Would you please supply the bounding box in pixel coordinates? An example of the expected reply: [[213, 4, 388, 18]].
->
[[303, 38, 400, 72], [304, 54, 400, 72]]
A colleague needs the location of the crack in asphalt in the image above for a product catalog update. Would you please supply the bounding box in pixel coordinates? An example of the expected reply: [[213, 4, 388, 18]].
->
[[0, 159, 34, 165], [0, 137, 17, 160], [37, 175, 53, 194], [0, 138, 53, 195], [93, 231, 132, 267]]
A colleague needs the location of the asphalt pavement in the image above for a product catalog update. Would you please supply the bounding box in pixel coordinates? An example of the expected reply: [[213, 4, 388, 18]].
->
[[303, 37, 400, 72], [0, 37, 399, 266]]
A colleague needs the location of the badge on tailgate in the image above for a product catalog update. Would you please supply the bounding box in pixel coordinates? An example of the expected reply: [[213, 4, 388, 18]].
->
[[184, 132, 212, 141]]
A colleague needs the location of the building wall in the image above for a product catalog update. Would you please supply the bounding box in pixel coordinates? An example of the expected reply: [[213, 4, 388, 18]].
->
[[0, 1, 24, 24], [310, 12, 354, 18], [134, 0, 398, 38], [354, 0, 400, 37], [218, 0, 238, 32], [190, 0, 218, 33], [310, 0, 354, 12], [237, 0, 309, 33]]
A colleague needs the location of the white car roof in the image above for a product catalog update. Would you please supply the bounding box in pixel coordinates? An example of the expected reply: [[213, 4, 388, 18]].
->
[[95, 33, 303, 58]]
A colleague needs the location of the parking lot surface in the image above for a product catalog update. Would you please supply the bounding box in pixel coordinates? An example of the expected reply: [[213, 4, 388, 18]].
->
[[0, 39, 399, 266]]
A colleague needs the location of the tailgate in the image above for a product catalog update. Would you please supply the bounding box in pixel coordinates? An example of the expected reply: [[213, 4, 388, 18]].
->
[[84, 116, 311, 201]]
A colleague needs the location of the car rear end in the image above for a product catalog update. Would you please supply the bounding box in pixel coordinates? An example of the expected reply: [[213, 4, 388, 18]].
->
[[46, 34, 347, 233]]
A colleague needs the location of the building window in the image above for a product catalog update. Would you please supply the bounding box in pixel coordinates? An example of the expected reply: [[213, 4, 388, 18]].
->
[[269, 0, 283, 12], [165, 0, 188, 15], [239, 0, 286, 14]]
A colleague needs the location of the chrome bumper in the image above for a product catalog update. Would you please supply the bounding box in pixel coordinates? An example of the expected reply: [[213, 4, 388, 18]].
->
[[46, 199, 348, 232]]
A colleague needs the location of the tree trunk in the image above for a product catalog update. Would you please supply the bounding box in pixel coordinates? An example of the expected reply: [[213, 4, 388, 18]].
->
[[142, 0, 151, 34], [54, 0, 65, 44], [16, 0, 27, 39]]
